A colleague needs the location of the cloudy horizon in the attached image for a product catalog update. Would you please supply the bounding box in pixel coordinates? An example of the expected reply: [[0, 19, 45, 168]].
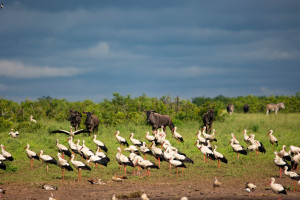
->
[[1, 0, 300, 102]]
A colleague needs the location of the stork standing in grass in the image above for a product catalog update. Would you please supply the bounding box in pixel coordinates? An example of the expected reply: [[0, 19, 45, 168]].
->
[[0, 144, 13, 161], [115, 131, 129, 147], [291, 151, 300, 171], [39, 150, 57, 172], [168, 156, 186, 177], [24, 144, 39, 168], [229, 139, 247, 160], [284, 166, 300, 192], [57, 153, 73, 180], [172, 127, 184, 143], [115, 147, 134, 175], [150, 141, 165, 167], [129, 133, 143, 147], [269, 177, 287, 200], [213, 145, 228, 168], [230, 133, 240, 144], [274, 151, 291, 178], [267, 130, 278, 149], [70, 154, 91, 182], [145, 131, 156, 144], [68, 136, 81, 156], [196, 130, 208, 146], [139, 142, 152, 159], [56, 139, 71, 158], [92, 135, 108, 152], [279, 145, 291, 161]]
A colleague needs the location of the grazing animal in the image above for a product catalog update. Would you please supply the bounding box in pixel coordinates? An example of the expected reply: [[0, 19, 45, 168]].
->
[[202, 109, 215, 133], [68, 109, 82, 131], [144, 110, 174, 132], [227, 104, 234, 114], [266, 103, 285, 115], [83, 111, 99, 134], [243, 104, 249, 113]]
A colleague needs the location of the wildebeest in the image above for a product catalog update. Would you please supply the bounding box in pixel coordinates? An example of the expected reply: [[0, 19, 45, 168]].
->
[[266, 103, 285, 115], [202, 109, 215, 133], [144, 110, 174, 133], [243, 104, 249, 113], [68, 109, 82, 131], [227, 104, 234, 114], [83, 111, 99, 135]]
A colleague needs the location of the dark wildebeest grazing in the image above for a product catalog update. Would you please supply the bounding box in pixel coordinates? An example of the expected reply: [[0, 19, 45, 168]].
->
[[68, 109, 82, 131], [266, 103, 285, 115], [202, 109, 215, 133], [243, 104, 249, 113], [227, 104, 234, 114], [144, 110, 174, 133], [83, 111, 99, 135]]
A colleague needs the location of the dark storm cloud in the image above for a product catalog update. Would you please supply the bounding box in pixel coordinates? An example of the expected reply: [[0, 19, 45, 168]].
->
[[0, 0, 300, 101]]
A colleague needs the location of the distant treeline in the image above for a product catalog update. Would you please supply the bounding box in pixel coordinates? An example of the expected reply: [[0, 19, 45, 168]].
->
[[0, 92, 299, 131]]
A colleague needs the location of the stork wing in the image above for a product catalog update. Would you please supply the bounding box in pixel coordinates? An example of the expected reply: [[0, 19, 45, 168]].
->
[[73, 129, 91, 135], [51, 130, 70, 135]]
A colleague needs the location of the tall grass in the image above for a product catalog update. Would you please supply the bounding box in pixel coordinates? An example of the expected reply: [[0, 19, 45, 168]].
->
[[0, 113, 299, 185]]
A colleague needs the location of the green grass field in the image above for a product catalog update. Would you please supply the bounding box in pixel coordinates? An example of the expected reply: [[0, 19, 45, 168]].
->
[[1, 113, 300, 186]]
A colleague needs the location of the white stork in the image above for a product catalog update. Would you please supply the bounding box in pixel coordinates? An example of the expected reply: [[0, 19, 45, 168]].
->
[[284, 166, 300, 192], [197, 142, 216, 163], [56, 139, 71, 158], [213, 145, 228, 168], [269, 177, 287, 200], [168, 156, 186, 176], [139, 142, 152, 159], [279, 145, 291, 161], [196, 130, 208, 146], [172, 127, 184, 143], [92, 135, 108, 152], [70, 154, 91, 182], [0, 144, 13, 161], [68, 137, 81, 156], [145, 131, 156, 143], [274, 151, 292, 178], [267, 130, 278, 149], [116, 147, 134, 175], [38, 150, 57, 171], [229, 139, 247, 160], [291, 151, 300, 171], [8, 129, 19, 138], [57, 153, 73, 180], [129, 133, 143, 147], [150, 141, 165, 167], [230, 133, 240, 144], [242, 129, 250, 144], [115, 131, 129, 147], [124, 145, 140, 155], [30, 115, 37, 123], [24, 144, 39, 168]]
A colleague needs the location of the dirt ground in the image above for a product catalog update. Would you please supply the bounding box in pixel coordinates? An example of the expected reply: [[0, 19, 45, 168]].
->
[[1, 174, 300, 200]]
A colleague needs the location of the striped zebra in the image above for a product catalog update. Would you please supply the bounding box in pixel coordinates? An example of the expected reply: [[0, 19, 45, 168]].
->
[[266, 103, 285, 115]]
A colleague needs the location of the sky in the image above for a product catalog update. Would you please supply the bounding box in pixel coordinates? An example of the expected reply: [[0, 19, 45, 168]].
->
[[0, 0, 300, 102]]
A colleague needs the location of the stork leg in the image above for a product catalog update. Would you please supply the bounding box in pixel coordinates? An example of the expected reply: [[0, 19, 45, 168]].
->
[[237, 153, 239, 160], [124, 165, 127, 175], [169, 163, 172, 171], [176, 168, 178, 177], [294, 180, 296, 192], [218, 160, 220, 169], [158, 157, 160, 168], [77, 169, 80, 182], [30, 158, 33, 168], [279, 168, 282, 178], [46, 164, 49, 172]]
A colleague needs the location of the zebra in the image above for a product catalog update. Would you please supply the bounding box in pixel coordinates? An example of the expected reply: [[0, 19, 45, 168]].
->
[[266, 103, 285, 115]]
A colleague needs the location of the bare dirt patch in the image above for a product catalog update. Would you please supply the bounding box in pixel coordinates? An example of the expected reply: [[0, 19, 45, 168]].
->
[[1, 175, 300, 200]]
